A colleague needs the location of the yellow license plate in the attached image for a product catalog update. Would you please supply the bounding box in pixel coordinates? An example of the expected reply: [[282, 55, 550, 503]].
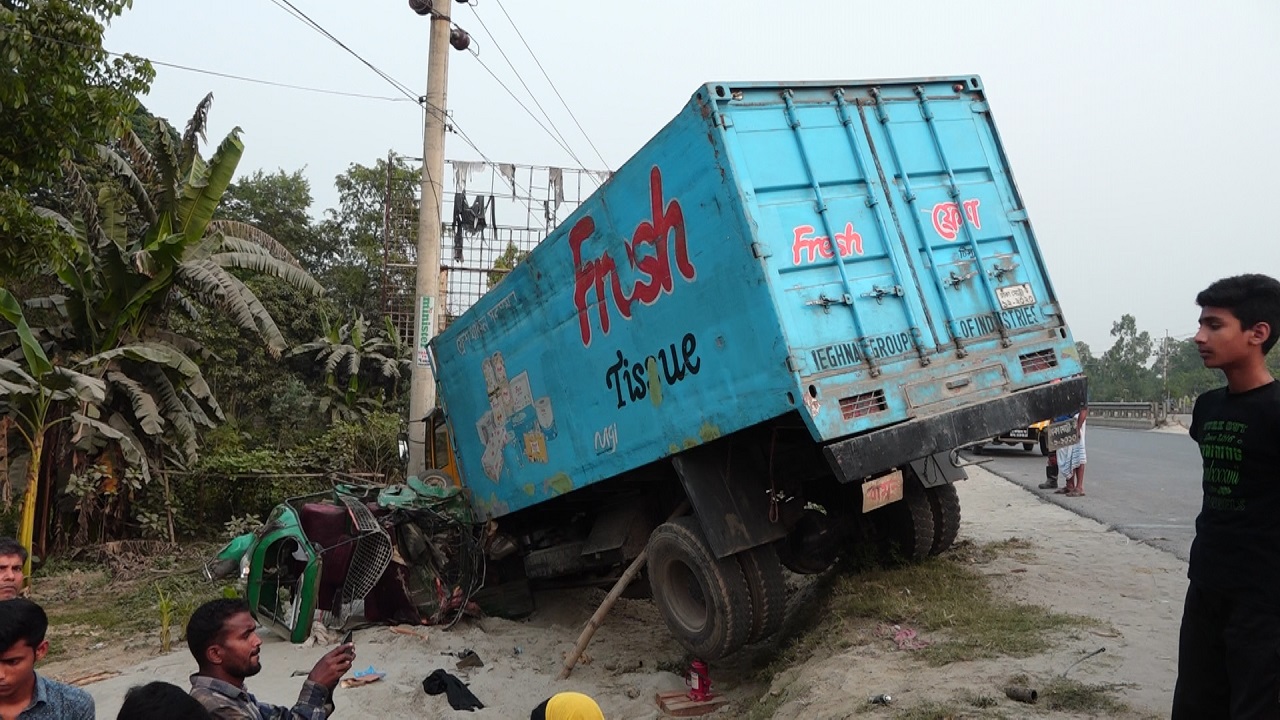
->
[[862, 470, 904, 513]]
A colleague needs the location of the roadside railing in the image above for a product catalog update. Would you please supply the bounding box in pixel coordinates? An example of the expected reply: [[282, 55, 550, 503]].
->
[[1088, 401, 1161, 430]]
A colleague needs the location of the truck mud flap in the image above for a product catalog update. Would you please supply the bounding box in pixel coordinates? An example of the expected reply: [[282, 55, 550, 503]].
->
[[672, 438, 789, 560], [824, 376, 1087, 482]]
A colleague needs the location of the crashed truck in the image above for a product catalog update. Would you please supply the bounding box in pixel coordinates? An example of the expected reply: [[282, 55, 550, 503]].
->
[[211, 77, 1086, 659]]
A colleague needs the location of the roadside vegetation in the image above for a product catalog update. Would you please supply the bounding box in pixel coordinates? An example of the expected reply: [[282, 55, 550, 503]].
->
[[746, 538, 1136, 720]]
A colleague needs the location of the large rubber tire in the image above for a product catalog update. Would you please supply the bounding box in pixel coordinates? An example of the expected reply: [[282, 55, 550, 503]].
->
[[647, 517, 752, 659], [1022, 442, 1035, 453], [735, 543, 787, 643], [872, 482, 935, 562], [924, 483, 961, 556], [1039, 434, 1050, 456]]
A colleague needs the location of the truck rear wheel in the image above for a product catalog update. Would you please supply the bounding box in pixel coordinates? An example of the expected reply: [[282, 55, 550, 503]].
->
[[924, 483, 961, 555], [871, 482, 935, 562], [735, 543, 786, 643], [647, 517, 751, 660]]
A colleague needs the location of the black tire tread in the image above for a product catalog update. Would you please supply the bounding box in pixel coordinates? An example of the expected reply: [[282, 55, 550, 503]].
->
[[924, 483, 961, 556], [647, 516, 751, 659], [735, 543, 787, 643], [874, 480, 934, 562]]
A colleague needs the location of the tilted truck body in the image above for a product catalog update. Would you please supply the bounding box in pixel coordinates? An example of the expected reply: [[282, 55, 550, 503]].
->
[[429, 77, 1087, 658]]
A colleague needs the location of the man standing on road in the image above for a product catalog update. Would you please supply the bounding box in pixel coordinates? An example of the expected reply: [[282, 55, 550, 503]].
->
[[187, 598, 355, 719], [1172, 273, 1280, 719], [0, 598, 94, 719], [0, 538, 26, 600]]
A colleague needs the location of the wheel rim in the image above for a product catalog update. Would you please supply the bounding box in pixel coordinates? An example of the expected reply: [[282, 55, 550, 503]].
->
[[663, 560, 708, 632]]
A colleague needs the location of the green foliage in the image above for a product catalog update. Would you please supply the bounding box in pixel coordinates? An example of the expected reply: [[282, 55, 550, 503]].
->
[[319, 154, 419, 315], [487, 241, 528, 289], [0, 0, 154, 275], [170, 411, 404, 533], [287, 313, 409, 422], [1, 98, 325, 548]]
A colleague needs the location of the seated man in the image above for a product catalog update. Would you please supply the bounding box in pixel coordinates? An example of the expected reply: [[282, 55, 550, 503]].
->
[[0, 537, 27, 600], [0, 598, 94, 719], [187, 598, 354, 720]]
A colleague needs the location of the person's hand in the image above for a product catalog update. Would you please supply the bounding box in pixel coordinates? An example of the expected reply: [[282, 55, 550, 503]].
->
[[307, 642, 356, 690]]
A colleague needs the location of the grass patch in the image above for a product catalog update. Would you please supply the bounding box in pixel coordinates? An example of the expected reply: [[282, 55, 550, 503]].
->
[[33, 544, 231, 662], [1041, 676, 1128, 714], [828, 548, 1094, 665]]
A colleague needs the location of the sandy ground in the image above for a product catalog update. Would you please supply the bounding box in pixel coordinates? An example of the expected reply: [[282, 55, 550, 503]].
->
[[64, 465, 1188, 719]]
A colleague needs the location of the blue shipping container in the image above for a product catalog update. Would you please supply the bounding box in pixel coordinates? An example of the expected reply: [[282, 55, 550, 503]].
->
[[431, 77, 1084, 521]]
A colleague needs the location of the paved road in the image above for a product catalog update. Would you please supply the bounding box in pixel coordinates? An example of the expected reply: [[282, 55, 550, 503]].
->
[[963, 426, 1203, 561]]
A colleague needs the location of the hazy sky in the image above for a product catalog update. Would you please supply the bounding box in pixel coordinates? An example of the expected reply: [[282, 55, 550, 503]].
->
[[104, 1, 1279, 351]]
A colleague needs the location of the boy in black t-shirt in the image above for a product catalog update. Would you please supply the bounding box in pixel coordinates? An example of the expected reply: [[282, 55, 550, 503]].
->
[[1172, 273, 1280, 719]]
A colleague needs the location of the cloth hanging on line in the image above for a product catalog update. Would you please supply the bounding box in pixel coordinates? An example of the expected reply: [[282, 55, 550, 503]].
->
[[452, 193, 492, 260]]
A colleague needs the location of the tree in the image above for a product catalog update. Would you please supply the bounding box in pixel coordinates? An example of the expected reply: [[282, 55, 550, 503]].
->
[[1, 96, 323, 549], [319, 154, 419, 316], [0, 0, 153, 275], [1090, 315, 1159, 401], [191, 169, 334, 440], [287, 314, 409, 422]]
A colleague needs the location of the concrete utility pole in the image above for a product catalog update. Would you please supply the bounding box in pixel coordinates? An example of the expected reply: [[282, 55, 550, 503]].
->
[[407, 0, 454, 479]]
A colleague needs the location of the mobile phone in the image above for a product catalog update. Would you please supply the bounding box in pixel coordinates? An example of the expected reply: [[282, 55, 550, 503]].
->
[[341, 630, 353, 645]]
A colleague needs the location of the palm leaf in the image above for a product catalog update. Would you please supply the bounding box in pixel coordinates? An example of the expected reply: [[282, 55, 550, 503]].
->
[[324, 345, 357, 377], [151, 117, 181, 218], [169, 289, 202, 322], [105, 370, 164, 436], [179, 389, 218, 428], [41, 367, 107, 404], [96, 144, 157, 224], [143, 329, 218, 363], [0, 289, 52, 377], [84, 343, 201, 380], [22, 295, 68, 320], [208, 220, 304, 266], [70, 412, 151, 484], [177, 260, 288, 357], [0, 378, 38, 397], [98, 185, 130, 251], [32, 207, 77, 236], [61, 160, 108, 250], [119, 127, 157, 184], [179, 93, 214, 178], [209, 252, 324, 295], [132, 363, 197, 464], [177, 128, 243, 243]]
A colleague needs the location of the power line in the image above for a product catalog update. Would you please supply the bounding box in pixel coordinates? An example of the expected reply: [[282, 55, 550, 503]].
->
[[6, 23, 415, 103], [491, 0, 611, 172], [465, 49, 594, 181], [264, 0, 419, 101], [465, 7, 594, 185]]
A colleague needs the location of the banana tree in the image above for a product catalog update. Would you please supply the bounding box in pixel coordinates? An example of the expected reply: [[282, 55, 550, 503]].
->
[[0, 288, 120, 575], [1, 96, 324, 546], [287, 314, 409, 421]]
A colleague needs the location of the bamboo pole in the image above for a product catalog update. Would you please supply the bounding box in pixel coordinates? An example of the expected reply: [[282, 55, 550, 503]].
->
[[558, 500, 690, 680]]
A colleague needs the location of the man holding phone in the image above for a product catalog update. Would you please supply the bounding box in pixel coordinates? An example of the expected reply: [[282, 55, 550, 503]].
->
[[186, 599, 355, 719]]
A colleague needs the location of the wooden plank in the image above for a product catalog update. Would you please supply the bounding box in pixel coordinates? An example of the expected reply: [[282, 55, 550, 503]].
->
[[655, 690, 729, 717]]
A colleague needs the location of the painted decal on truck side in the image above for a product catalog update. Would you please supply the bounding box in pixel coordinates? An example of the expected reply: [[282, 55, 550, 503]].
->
[[605, 331, 701, 409], [808, 307, 1045, 373], [571, 166, 695, 347], [930, 199, 982, 241], [790, 222, 864, 265]]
